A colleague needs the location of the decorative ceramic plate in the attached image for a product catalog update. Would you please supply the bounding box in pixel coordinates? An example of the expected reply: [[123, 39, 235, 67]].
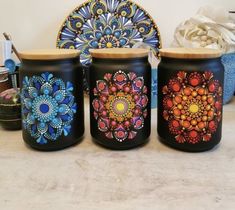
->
[[56, 0, 161, 65]]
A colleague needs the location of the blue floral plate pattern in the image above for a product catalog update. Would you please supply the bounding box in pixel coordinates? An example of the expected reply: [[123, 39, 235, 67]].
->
[[56, 0, 161, 65]]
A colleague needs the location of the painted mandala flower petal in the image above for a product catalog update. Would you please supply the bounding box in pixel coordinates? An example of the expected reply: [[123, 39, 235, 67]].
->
[[71, 103, 77, 113], [113, 29, 122, 39], [98, 118, 110, 132], [37, 122, 48, 134], [113, 71, 128, 85], [105, 131, 114, 139], [88, 40, 99, 48], [66, 82, 74, 92], [113, 124, 128, 142], [28, 87, 38, 98], [104, 73, 112, 81], [117, 2, 136, 18], [94, 31, 103, 39], [41, 83, 53, 95], [137, 21, 152, 36], [139, 95, 148, 107], [90, 0, 107, 16], [42, 72, 53, 82], [63, 125, 72, 136], [92, 98, 101, 112], [23, 76, 29, 86], [36, 135, 47, 145], [132, 77, 144, 92], [132, 8, 147, 23], [54, 90, 66, 102], [128, 72, 137, 80], [96, 80, 109, 94], [119, 37, 128, 46], [67, 14, 84, 32], [133, 116, 144, 130], [26, 113, 35, 124], [30, 124, 39, 137], [203, 133, 212, 141], [33, 80, 42, 91], [175, 135, 185, 143], [128, 131, 137, 139], [24, 98, 32, 110], [104, 25, 113, 35], [50, 117, 63, 128], [58, 104, 70, 115]]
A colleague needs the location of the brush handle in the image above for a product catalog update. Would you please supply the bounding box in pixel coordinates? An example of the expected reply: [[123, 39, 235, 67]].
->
[[3, 33, 22, 62]]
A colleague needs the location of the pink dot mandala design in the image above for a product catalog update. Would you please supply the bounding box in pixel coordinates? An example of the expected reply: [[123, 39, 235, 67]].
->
[[162, 71, 223, 144], [92, 70, 148, 142]]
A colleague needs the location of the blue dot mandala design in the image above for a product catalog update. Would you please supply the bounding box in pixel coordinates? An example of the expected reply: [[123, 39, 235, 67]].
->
[[21, 72, 77, 145], [57, 0, 161, 65]]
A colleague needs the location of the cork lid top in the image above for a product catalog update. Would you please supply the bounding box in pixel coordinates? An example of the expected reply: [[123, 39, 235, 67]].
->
[[160, 48, 222, 59], [19, 49, 80, 60], [90, 48, 149, 59]]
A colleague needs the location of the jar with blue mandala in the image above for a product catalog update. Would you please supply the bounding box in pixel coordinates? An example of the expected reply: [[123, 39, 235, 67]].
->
[[19, 49, 84, 151], [89, 48, 151, 150]]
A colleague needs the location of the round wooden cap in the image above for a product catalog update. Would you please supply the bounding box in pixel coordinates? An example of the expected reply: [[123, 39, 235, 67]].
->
[[160, 48, 222, 59], [19, 49, 80, 60], [90, 48, 149, 59]]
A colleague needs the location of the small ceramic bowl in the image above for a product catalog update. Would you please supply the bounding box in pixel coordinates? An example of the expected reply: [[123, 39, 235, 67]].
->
[[221, 53, 235, 104], [0, 88, 21, 130]]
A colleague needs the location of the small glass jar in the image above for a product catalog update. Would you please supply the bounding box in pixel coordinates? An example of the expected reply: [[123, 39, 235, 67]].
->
[[158, 48, 224, 152], [19, 49, 84, 151], [89, 48, 151, 150]]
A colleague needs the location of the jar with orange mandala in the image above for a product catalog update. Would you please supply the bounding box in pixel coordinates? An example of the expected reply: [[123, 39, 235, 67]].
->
[[158, 48, 224, 152]]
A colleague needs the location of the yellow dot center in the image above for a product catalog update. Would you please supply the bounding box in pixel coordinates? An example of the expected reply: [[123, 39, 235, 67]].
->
[[106, 42, 113, 48], [121, 11, 127, 16], [116, 103, 125, 111], [97, 9, 103, 15], [189, 104, 199, 113]]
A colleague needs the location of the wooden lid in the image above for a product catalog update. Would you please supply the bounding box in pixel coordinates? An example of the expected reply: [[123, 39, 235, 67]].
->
[[19, 49, 80, 60], [160, 48, 222, 59], [90, 48, 149, 59]]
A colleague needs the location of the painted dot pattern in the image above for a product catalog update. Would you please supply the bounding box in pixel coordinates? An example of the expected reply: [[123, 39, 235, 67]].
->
[[162, 71, 223, 144]]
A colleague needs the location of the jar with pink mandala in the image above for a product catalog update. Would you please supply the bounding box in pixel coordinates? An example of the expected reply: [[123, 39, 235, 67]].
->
[[158, 48, 224, 152], [89, 49, 151, 150]]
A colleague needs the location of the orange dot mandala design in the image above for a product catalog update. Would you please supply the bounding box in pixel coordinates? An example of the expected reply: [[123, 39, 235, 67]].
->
[[162, 71, 222, 144]]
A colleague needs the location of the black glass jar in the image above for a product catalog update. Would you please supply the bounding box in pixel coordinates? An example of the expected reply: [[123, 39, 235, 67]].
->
[[19, 49, 84, 151], [89, 48, 151, 150], [158, 48, 224, 152]]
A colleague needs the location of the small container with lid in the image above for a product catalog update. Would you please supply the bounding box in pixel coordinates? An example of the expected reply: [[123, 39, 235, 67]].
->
[[19, 49, 84, 151], [0, 88, 21, 130], [89, 48, 151, 150], [0, 67, 12, 92], [158, 48, 224, 152]]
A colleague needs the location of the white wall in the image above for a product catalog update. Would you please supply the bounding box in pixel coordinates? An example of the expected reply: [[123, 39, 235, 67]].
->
[[0, 0, 234, 60]]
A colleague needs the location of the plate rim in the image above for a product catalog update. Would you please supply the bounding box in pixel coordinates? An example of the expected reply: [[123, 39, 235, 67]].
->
[[56, 0, 162, 60]]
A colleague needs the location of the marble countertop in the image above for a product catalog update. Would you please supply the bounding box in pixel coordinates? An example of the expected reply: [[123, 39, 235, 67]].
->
[[0, 97, 235, 210]]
